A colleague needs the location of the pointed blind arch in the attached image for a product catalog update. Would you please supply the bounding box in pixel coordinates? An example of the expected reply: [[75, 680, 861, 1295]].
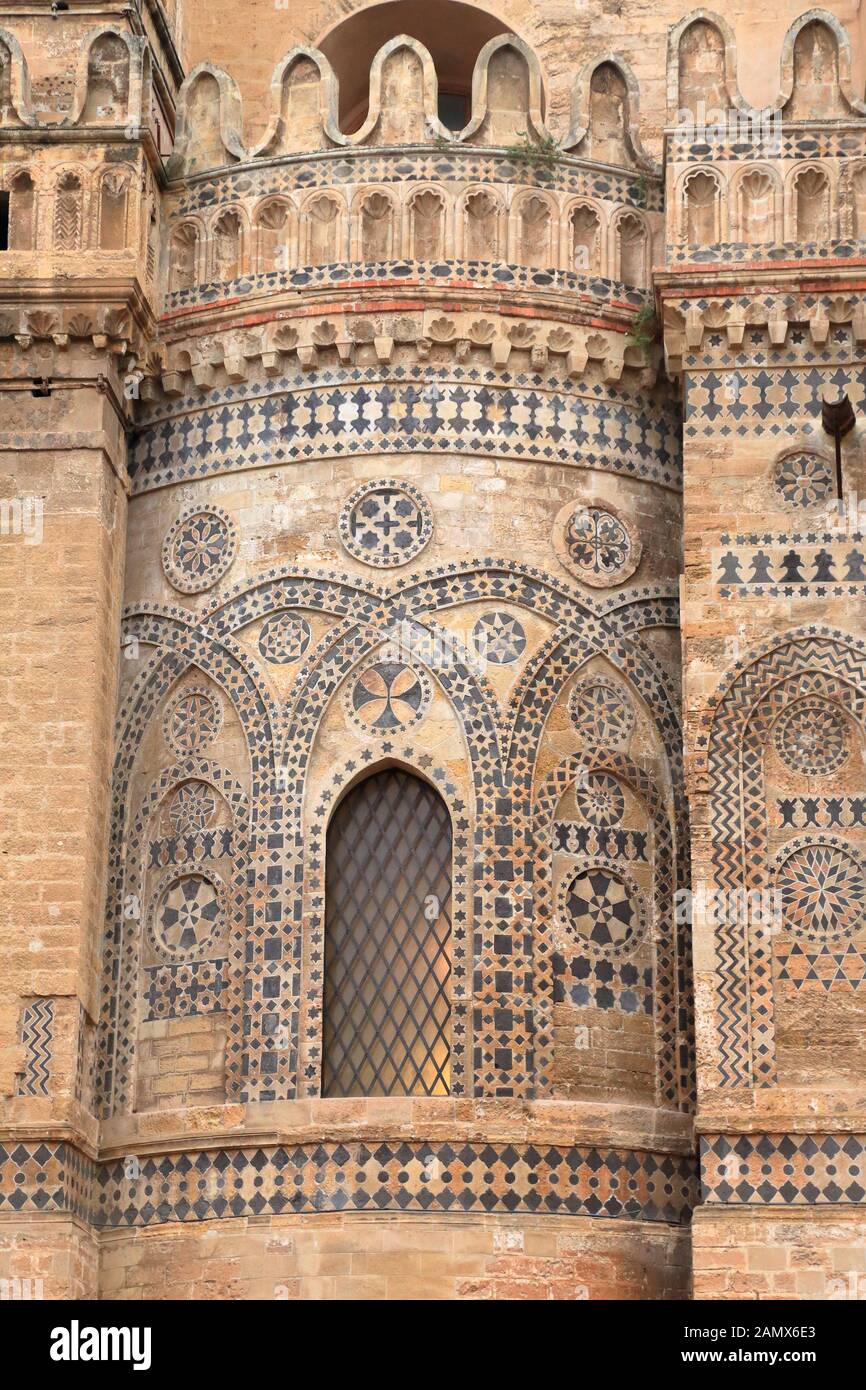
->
[[323, 767, 452, 1096]]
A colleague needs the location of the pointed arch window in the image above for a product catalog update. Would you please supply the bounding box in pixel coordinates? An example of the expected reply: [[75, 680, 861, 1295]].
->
[[323, 768, 452, 1097]]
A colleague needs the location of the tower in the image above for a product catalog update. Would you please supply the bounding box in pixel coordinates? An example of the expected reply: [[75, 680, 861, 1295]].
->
[[1, 0, 865, 1302]]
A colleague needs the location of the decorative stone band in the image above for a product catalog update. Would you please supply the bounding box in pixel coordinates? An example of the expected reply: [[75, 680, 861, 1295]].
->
[[0, 1140, 697, 1229], [667, 131, 866, 166], [168, 154, 660, 222], [129, 366, 681, 495], [700, 1134, 866, 1205], [713, 533, 866, 597], [153, 297, 655, 398], [660, 290, 866, 378], [666, 238, 866, 267], [161, 260, 648, 317]]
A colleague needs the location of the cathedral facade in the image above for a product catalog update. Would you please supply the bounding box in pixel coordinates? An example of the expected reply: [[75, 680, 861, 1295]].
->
[[2, 0, 866, 1300]]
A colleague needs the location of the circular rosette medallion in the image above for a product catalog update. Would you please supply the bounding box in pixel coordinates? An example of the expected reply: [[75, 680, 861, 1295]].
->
[[345, 660, 432, 733], [151, 872, 223, 959], [169, 780, 217, 835], [772, 698, 850, 777], [773, 451, 834, 509], [557, 859, 646, 957], [774, 836, 866, 944], [471, 610, 527, 665], [574, 772, 625, 827], [568, 677, 635, 748], [554, 501, 640, 587], [162, 505, 238, 594], [257, 611, 312, 664], [339, 480, 433, 568], [163, 686, 223, 757]]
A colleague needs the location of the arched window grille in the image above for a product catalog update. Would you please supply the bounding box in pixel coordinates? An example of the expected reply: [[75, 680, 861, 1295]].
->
[[323, 768, 452, 1097]]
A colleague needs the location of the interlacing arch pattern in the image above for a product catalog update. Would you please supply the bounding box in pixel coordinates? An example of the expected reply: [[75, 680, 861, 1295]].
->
[[705, 626, 866, 1087], [96, 560, 690, 1113], [533, 751, 682, 1106]]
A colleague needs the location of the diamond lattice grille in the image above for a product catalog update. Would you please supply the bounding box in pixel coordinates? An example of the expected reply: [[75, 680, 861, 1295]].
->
[[323, 769, 452, 1096]]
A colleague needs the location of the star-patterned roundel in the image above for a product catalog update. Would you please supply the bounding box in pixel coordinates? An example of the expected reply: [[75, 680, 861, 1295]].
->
[[257, 611, 312, 664], [775, 837, 866, 943], [558, 860, 645, 957], [574, 772, 625, 827], [163, 686, 223, 757], [773, 451, 834, 509], [339, 480, 433, 568], [471, 610, 527, 665], [345, 660, 432, 732], [568, 677, 635, 748], [169, 780, 217, 835], [162, 505, 238, 594], [772, 698, 850, 777], [153, 873, 222, 958]]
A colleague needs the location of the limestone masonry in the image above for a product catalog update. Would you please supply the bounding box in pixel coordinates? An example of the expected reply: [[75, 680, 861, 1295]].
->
[[2, 0, 866, 1301]]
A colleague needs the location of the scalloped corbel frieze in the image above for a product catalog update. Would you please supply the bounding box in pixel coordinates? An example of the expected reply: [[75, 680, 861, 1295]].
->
[[153, 308, 658, 399]]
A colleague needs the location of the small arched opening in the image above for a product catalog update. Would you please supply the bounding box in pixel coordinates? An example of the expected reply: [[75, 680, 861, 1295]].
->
[[323, 766, 453, 1097]]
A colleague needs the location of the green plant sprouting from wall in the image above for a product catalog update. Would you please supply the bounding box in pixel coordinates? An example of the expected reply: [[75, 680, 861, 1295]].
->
[[628, 303, 658, 354], [504, 134, 564, 175]]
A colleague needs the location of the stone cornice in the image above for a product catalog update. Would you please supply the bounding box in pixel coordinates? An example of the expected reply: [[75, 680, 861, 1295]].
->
[[143, 304, 660, 402], [655, 277, 866, 376], [0, 280, 155, 380]]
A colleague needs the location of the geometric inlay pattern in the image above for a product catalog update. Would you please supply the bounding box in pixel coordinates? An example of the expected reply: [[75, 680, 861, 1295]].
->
[[554, 821, 648, 861], [471, 610, 526, 664], [776, 941, 866, 993], [700, 1133, 866, 1205], [557, 503, 640, 587], [151, 872, 223, 959], [0, 1139, 698, 1228], [339, 479, 433, 568], [775, 836, 866, 944], [554, 950, 653, 1015], [568, 677, 635, 747], [707, 631, 866, 1089], [323, 770, 451, 1097], [344, 660, 431, 733], [772, 697, 850, 776], [773, 451, 834, 508], [557, 858, 646, 957], [15, 999, 54, 1098], [714, 533, 866, 595], [169, 780, 217, 835], [161, 505, 238, 594], [163, 686, 223, 757], [130, 368, 681, 497], [143, 959, 227, 1021], [574, 772, 626, 827], [100, 559, 687, 1117], [257, 611, 312, 664]]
